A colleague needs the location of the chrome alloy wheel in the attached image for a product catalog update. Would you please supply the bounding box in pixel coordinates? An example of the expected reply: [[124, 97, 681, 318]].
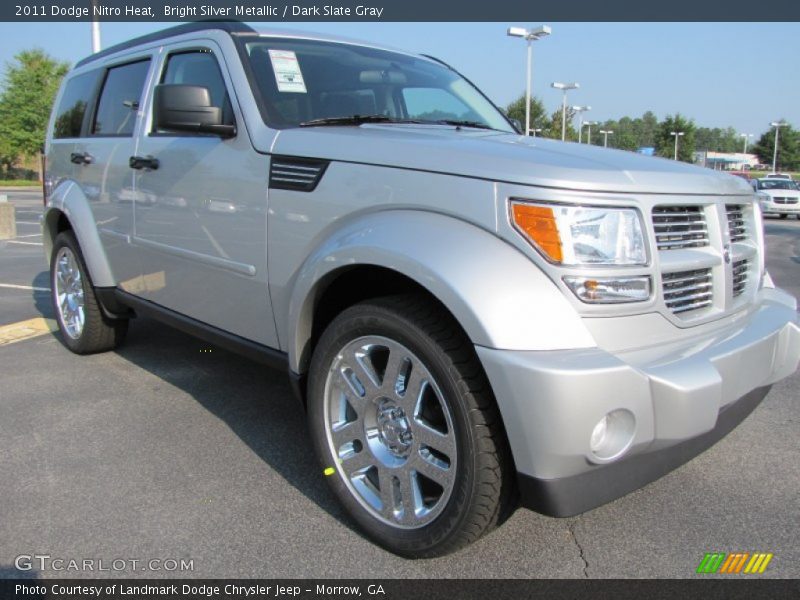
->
[[324, 335, 457, 529], [54, 247, 85, 339]]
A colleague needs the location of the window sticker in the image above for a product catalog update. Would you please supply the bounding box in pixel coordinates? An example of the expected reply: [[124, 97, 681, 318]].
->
[[268, 49, 307, 93]]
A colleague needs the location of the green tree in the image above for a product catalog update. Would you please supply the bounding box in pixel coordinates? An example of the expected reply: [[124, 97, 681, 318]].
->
[[544, 106, 578, 141], [750, 123, 800, 171], [655, 114, 696, 162], [695, 126, 740, 153], [635, 111, 659, 148], [505, 93, 547, 134], [0, 49, 69, 171]]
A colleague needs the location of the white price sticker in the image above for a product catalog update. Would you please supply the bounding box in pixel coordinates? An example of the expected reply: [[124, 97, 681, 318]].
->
[[268, 49, 307, 93]]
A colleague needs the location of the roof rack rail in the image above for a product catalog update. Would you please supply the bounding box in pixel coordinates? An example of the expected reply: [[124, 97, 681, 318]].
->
[[74, 21, 256, 68]]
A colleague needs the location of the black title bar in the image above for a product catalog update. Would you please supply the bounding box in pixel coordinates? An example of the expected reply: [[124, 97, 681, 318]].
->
[[3, 0, 800, 22]]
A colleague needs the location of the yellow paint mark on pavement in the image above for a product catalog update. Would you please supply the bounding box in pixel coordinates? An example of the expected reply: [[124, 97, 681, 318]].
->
[[0, 317, 57, 346]]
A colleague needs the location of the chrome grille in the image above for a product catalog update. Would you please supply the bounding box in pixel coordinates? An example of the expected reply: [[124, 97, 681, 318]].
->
[[732, 259, 749, 297], [725, 205, 747, 242], [652, 206, 709, 250], [774, 197, 798, 205], [662, 269, 713, 314]]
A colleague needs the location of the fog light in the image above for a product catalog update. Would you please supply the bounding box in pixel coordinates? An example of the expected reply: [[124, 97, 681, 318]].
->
[[589, 409, 635, 461], [564, 276, 650, 304]]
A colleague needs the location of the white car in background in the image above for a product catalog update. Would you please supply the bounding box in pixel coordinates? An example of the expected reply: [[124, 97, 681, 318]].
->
[[754, 178, 800, 218]]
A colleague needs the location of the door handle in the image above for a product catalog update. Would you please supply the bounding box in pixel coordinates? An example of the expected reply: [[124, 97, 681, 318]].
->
[[70, 152, 93, 165], [129, 155, 159, 170]]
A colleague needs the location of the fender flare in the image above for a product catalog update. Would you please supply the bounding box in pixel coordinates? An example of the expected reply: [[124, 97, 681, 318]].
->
[[287, 210, 596, 373], [43, 181, 116, 287]]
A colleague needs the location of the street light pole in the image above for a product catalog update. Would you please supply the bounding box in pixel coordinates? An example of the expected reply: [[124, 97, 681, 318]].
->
[[90, 0, 101, 52], [584, 121, 598, 145], [572, 106, 590, 143], [599, 129, 614, 147], [670, 131, 685, 160], [507, 26, 551, 137], [551, 82, 579, 141], [739, 133, 752, 154], [770, 121, 785, 172]]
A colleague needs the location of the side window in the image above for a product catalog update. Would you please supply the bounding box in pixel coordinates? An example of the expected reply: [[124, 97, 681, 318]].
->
[[160, 50, 234, 128], [53, 70, 101, 139], [93, 60, 151, 137], [402, 87, 474, 122]]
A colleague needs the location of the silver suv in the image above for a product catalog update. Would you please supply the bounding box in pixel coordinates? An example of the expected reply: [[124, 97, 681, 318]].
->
[[43, 23, 800, 557]]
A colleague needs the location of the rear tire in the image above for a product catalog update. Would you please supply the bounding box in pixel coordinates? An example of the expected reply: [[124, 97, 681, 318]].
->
[[779, 214, 788, 219], [307, 294, 514, 557], [50, 230, 127, 354]]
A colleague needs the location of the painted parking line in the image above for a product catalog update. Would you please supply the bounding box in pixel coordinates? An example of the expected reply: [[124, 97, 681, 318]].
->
[[15, 221, 40, 225], [0, 283, 51, 292], [0, 317, 56, 346], [5, 240, 43, 246], [14, 233, 42, 238]]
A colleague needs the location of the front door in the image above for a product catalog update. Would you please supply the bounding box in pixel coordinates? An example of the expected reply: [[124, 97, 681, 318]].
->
[[132, 44, 277, 347]]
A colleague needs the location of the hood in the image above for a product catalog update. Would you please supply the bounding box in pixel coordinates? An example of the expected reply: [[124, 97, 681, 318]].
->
[[266, 125, 754, 196]]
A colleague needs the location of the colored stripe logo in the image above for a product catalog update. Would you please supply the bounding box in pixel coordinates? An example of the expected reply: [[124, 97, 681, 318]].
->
[[697, 552, 773, 574]]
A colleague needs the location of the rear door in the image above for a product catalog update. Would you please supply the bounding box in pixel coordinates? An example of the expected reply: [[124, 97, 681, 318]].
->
[[72, 57, 154, 288], [132, 42, 277, 347]]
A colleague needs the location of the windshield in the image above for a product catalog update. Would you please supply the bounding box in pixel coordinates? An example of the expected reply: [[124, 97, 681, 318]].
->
[[759, 179, 796, 190], [241, 38, 514, 132]]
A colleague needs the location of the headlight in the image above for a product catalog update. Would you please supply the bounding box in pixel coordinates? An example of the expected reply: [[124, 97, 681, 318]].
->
[[510, 201, 647, 266]]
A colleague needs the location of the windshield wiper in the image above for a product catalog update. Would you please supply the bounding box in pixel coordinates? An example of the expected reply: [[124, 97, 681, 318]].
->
[[433, 119, 497, 131], [299, 115, 422, 127]]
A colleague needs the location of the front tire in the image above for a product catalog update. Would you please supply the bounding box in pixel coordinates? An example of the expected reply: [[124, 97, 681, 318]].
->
[[307, 295, 513, 557], [50, 230, 127, 354]]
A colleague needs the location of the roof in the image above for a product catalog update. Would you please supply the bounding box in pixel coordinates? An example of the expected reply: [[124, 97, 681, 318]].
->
[[74, 21, 255, 68]]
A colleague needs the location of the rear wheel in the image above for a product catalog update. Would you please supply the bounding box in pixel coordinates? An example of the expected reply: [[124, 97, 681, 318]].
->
[[307, 294, 513, 557], [779, 214, 788, 219], [50, 230, 127, 354]]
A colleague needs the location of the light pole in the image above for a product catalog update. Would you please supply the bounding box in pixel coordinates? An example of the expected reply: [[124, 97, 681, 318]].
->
[[583, 121, 598, 145], [572, 106, 591, 143], [551, 82, 579, 141], [670, 131, 685, 160], [770, 121, 785, 172], [507, 26, 551, 137], [599, 129, 614, 148], [90, 0, 101, 52], [739, 133, 753, 154]]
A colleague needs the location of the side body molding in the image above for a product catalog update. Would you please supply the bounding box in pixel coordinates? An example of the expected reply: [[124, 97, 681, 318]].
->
[[43, 181, 116, 288], [286, 210, 596, 373]]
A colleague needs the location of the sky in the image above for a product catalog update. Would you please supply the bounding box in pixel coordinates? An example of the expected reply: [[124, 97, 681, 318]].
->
[[0, 21, 797, 137]]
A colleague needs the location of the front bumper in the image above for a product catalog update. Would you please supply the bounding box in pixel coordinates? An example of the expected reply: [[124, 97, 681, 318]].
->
[[761, 201, 800, 214], [477, 288, 800, 517]]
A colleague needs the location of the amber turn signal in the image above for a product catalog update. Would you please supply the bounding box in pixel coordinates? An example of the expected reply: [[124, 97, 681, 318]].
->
[[511, 203, 563, 263]]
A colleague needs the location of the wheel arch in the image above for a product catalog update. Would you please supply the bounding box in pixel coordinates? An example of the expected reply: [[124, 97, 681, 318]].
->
[[43, 181, 115, 287], [287, 210, 595, 376]]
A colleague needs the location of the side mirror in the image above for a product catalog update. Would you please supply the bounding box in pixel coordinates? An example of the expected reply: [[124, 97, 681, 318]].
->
[[153, 84, 236, 138]]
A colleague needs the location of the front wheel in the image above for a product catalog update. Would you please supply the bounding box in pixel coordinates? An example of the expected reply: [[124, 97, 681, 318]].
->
[[307, 295, 513, 557], [50, 230, 127, 354]]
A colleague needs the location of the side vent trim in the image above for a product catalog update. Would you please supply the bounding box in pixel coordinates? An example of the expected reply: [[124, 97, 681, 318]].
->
[[269, 156, 329, 192]]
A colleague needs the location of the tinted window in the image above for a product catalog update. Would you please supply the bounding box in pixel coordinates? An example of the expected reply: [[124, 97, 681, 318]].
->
[[161, 51, 233, 127], [243, 39, 513, 131], [93, 60, 151, 136], [53, 71, 101, 139]]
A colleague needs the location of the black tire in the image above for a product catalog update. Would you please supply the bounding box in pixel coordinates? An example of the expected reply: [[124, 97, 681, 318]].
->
[[50, 230, 127, 354], [307, 294, 514, 557], [779, 214, 788, 219]]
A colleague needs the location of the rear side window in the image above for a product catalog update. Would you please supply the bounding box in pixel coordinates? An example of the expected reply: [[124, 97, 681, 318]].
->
[[160, 50, 234, 127], [53, 71, 101, 139], [93, 60, 151, 137]]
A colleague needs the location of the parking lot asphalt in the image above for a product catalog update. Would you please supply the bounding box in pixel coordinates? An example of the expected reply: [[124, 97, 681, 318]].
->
[[1, 190, 798, 579]]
